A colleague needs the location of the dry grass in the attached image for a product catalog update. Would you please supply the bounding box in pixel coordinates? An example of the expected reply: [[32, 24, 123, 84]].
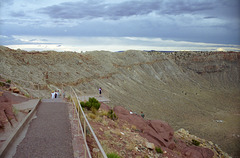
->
[[131, 125, 137, 131], [88, 113, 96, 119]]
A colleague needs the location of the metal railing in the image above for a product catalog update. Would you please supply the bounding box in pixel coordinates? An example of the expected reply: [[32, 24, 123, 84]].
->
[[70, 87, 107, 158]]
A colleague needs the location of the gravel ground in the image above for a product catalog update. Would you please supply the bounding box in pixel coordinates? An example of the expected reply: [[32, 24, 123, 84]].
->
[[13, 100, 74, 158]]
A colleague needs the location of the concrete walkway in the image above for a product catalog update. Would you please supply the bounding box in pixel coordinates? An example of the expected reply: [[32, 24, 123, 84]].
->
[[13, 99, 74, 158]]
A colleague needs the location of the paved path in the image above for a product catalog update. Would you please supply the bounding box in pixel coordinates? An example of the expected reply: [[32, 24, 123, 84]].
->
[[13, 99, 74, 158]]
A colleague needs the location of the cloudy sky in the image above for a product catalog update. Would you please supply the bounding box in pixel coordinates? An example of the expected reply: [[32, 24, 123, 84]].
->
[[0, 0, 239, 52]]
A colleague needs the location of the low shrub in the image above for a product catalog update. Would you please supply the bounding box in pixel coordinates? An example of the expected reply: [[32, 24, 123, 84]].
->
[[107, 109, 117, 120], [0, 82, 4, 87], [192, 139, 200, 146], [6, 80, 11, 84], [155, 147, 163, 153], [107, 152, 121, 158], [81, 97, 101, 110]]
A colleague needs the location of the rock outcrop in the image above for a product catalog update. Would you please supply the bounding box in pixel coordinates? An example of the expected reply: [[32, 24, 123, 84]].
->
[[112, 105, 215, 158], [114, 106, 175, 149]]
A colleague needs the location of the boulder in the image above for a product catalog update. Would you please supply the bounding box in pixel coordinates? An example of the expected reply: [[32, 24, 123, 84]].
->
[[182, 146, 214, 158], [13, 87, 20, 93], [145, 142, 155, 150]]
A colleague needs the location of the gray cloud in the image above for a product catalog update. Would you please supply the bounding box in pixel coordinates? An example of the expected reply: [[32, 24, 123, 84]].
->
[[38, 0, 217, 20], [10, 11, 26, 17], [0, 35, 60, 45], [0, 0, 14, 6], [0, 35, 24, 45]]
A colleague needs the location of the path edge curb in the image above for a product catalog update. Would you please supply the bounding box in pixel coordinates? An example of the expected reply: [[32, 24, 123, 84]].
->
[[0, 99, 41, 157]]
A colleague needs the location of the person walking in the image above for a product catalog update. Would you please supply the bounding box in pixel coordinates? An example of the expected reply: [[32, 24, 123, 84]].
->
[[141, 111, 145, 118], [51, 91, 55, 99], [54, 90, 57, 98], [99, 87, 102, 97]]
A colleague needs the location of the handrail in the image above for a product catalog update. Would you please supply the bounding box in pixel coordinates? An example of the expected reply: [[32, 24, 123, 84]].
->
[[70, 93, 92, 158], [70, 87, 107, 158]]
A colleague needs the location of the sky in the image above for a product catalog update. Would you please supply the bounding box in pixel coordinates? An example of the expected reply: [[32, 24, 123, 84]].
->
[[0, 0, 240, 52]]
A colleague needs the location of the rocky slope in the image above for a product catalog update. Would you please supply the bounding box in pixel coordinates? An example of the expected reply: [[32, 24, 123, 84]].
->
[[0, 46, 239, 157], [86, 103, 229, 157]]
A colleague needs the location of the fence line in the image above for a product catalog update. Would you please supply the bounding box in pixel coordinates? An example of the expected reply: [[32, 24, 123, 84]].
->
[[70, 87, 107, 158]]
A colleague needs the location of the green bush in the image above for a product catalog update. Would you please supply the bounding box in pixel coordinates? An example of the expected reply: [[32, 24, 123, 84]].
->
[[80, 101, 86, 108], [155, 147, 163, 153], [6, 80, 11, 84], [92, 102, 100, 110], [89, 97, 100, 110], [107, 109, 118, 120], [107, 152, 121, 158], [192, 139, 200, 146], [85, 101, 91, 110], [81, 97, 101, 110]]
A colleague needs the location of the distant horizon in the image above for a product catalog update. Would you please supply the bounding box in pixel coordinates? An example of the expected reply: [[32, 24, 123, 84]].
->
[[1, 36, 240, 53], [1, 44, 239, 53]]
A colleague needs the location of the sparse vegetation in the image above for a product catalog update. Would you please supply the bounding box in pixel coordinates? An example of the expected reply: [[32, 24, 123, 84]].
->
[[91, 107, 98, 114], [192, 139, 200, 146], [67, 95, 71, 101], [24, 93, 30, 98], [0, 82, 4, 87], [155, 146, 163, 153], [107, 152, 121, 158], [13, 107, 19, 115], [6, 80, 11, 84], [107, 109, 118, 120], [88, 113, 96, 119], [98, 110, 108, 117]]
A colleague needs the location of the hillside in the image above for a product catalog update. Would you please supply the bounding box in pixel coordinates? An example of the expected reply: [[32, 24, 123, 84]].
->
[[0, 46, 239, 157]]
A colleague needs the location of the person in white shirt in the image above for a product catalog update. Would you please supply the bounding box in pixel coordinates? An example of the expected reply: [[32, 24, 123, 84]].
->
[[51, 91, 55, 99]]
